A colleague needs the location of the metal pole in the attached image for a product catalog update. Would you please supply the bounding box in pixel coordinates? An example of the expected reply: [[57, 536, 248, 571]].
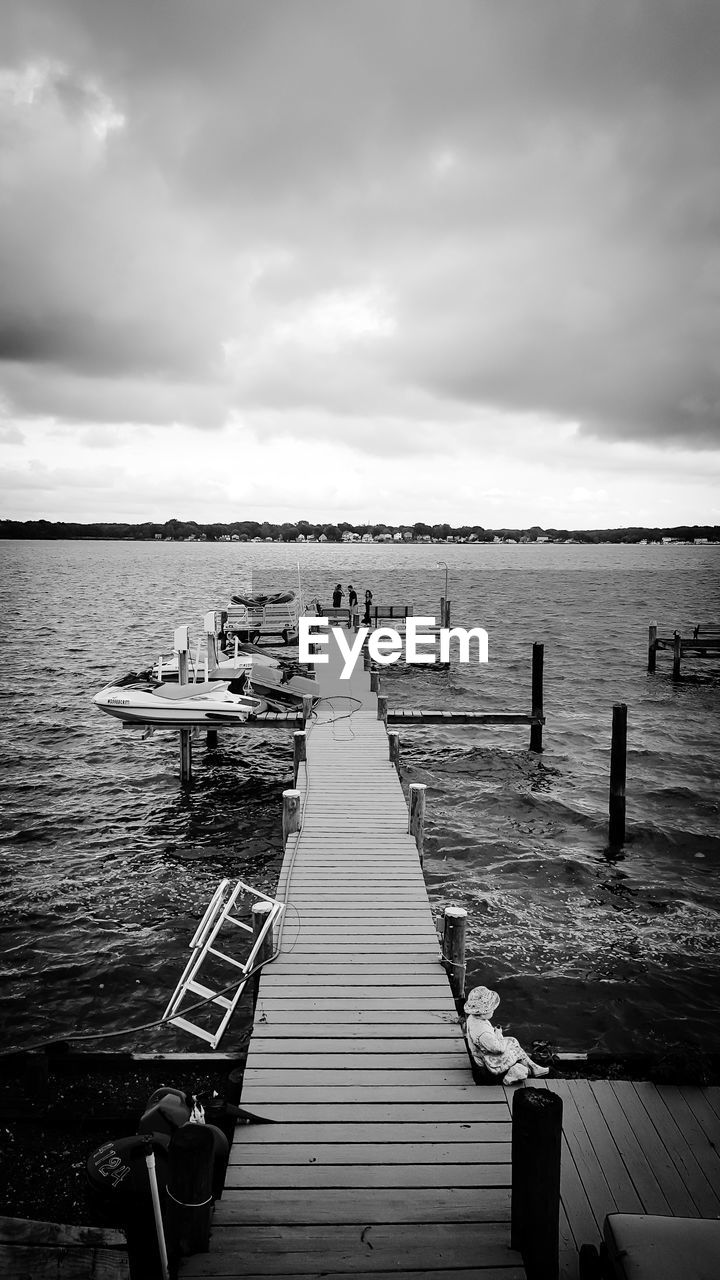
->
[[144, 1140, 170, 1280]]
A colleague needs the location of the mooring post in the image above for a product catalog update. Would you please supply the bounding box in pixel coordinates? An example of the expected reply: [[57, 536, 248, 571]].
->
[[363, 643, 372, 670], [177, 638, 192, 788], [370, 668, 380, 693], [511, 1087, 562, 1280], [672, 630, 682, 681], [165, 1123, 215, 1266], [377, 693, 387, 723], [609, 702, 627, 849], [251, 900, 274, 1013], [445, 598, 451, 627], [440, 596, 445, 631], [301, 694, 314, 725], [206, 729, 218, 750], [647, 622, 657, 673], [293, 730, 307, 785], [530, 641, 544, 753], [441, 906, 467, 1002], [408, 782, 426, 864], [388, 731, 400, 769], [282, 788, 301, 844]]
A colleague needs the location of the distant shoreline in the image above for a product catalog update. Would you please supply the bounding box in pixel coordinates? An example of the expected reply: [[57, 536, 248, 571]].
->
[[2, 519, 719, 545]]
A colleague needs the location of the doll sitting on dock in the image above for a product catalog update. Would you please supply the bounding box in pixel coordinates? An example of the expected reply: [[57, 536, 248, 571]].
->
[[464, 986, 550, 1084]]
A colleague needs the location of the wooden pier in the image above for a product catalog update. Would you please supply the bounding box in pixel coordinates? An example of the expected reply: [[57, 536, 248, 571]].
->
[[176, 629, 720, 1280], [648, 622, 720, 680], [181, 631, 526, 1278]]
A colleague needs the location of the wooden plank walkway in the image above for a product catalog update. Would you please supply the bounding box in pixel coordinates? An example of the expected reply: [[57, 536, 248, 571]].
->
[[509, 1078, 720, 1280], [182, 633, 525, 1278], [179, 634, 720, 1280]]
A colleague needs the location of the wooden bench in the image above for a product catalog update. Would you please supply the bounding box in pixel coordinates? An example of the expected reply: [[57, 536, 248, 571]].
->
[[363, 603, 414, 627]]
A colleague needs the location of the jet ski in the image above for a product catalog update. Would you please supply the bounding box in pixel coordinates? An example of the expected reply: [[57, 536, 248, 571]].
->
[[93, 675, 264, 726]]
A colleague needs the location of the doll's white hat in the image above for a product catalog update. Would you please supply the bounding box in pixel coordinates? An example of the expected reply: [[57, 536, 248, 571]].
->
[[464, 986, 500, 1018]]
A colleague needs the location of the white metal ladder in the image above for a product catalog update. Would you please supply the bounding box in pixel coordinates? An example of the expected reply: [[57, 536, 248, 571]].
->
[[163, 879, 284, 1048]]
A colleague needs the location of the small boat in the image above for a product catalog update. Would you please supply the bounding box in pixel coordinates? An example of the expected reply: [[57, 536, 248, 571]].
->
[[92, 676, 264, 726], [224, 590, 302, 645], [210, 639, 319, 713]]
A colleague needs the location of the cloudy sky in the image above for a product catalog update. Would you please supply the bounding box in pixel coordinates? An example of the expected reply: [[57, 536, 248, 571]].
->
[[1, 0, 719, 527]]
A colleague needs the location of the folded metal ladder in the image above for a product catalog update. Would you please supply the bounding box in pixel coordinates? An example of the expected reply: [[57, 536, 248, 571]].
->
[[163, 879, 284, 1048]]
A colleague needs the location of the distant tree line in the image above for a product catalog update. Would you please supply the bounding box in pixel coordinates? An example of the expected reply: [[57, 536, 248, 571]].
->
[[1, 517, 719, 543]]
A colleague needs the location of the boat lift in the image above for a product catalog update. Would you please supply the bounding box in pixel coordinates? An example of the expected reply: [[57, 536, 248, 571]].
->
[[163, 879, 284, 1048]]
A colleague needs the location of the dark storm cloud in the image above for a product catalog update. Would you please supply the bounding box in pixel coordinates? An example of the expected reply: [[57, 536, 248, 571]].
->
[[1, 0, 719, 448]]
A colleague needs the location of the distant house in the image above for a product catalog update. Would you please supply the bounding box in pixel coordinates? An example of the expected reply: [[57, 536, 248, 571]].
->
[[361, 533, 373, 543], [319, 533, 328, 542], [392, 532, 403, 542]]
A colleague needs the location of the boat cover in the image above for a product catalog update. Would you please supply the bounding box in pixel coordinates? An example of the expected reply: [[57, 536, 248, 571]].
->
[[230, 591, 296, 607]]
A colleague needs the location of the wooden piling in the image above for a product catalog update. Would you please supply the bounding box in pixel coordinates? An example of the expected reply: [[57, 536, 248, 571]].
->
[[440, 596, 445, 630], [251, 901, 275, 1013], [377, 693, 387, 723], [511, 1086, 562, 1280], [647, 622, 657, 672], [206, 730, 218, 750], [672, 630, 682, 681], [530, 642, 544, 753], [165, 1123, 215, 1264], [609, 702, 627, 849], [441, 906, 467, 1001], [370, 668, 380, 693], [301, 694, 314, 724], [445, 598, 451, 627], [408, 782, 426, 863], [282, 789, 301, 844], [293, 730, 307, 785], [388, 730, 400, 769]]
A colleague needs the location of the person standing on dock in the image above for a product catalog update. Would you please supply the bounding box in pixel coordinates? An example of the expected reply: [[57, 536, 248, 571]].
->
[[362, 589, 373, 624], [332, 584, 344, 607], [348, 585, 358, 610]]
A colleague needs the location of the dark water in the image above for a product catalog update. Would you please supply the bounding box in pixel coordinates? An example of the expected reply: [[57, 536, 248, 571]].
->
[[1, 539, 718, 1056]]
